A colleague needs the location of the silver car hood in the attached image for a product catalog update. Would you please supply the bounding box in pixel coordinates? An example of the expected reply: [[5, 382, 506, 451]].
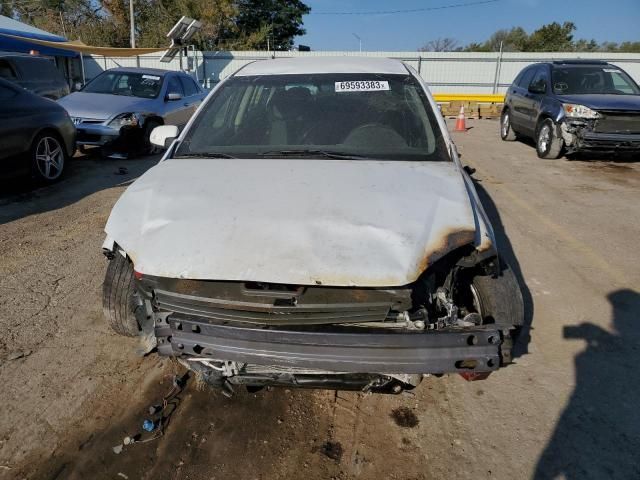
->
[[104, 158, 493, 287], [57, 91, 156, 120]]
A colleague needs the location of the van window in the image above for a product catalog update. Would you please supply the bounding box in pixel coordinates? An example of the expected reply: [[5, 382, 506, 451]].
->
[[15, 57, 60, 79], [0, 59, 17, 79]]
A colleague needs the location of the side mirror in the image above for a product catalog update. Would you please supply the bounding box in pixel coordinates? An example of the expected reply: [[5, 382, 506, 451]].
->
[[463, 165, 476, 176], [166, 92, 182, 101], [74, 82, 83, 91], [150, 125, 179, 149]]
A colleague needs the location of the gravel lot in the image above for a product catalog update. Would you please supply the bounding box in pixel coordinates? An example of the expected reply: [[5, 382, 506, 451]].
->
[[1, 120, 639, 480]]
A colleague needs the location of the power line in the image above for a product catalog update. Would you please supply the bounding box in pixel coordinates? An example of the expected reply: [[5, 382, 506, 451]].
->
[[312, 0, 499, 16]]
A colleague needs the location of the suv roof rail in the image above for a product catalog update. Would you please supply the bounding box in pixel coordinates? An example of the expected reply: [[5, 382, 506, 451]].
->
[[552, 60, 608, 65]]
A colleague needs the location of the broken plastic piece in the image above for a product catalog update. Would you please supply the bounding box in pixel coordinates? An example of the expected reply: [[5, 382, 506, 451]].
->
[[142, 419, 156, 432]]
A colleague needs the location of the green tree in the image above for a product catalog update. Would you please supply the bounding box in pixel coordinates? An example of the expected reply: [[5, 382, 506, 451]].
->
[[224, 0, 311, 50], [617, 41, 640, 52], [574, 38, 599, 52], [526, 21, 576, 51]]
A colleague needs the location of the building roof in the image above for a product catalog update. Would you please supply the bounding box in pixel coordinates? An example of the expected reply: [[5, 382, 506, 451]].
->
[[236, 56, 409, 76]]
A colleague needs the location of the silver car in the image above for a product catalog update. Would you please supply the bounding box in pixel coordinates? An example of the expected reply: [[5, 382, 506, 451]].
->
[[57, 67, 206, 156], [101, 57, 524, 395]]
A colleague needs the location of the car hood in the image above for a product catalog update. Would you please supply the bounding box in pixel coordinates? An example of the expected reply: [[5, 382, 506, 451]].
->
[[556, 94, 640, 111], [104, 158, 490, 287], [57, 91, 157, 120]]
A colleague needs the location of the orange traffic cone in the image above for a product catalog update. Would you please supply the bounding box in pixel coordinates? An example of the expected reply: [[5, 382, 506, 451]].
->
[[454, 105, 467, 132]]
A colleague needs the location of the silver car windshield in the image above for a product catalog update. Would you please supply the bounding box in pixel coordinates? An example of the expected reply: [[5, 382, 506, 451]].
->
[[82, 71, 163, 99], [175, 73, 449, 161]]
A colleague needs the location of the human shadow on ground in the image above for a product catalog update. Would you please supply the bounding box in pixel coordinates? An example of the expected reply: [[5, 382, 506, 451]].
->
[[534, 289, 640, 480]]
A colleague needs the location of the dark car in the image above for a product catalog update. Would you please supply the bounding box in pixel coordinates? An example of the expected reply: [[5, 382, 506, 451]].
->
[[0, 54, 70, 100], [0, 78, 75, 183], [501, 60, 640, 158], [57, 67, 206, 157]]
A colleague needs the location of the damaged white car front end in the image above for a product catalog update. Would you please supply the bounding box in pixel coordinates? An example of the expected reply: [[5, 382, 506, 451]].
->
[[101, 57, 524, 394]]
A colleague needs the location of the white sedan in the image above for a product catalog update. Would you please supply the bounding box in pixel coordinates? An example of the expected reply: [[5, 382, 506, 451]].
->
[[100, 57, 523, 394]]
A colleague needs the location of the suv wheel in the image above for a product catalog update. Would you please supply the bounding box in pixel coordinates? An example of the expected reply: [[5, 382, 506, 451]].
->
[[536, 119, 564, 159], [500, 110, 517, 141]]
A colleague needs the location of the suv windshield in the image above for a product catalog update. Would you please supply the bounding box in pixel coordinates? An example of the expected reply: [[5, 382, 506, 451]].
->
[[175, 73, 449, 161], [552, 66, 640, 95], [82, 71, 162, 99]]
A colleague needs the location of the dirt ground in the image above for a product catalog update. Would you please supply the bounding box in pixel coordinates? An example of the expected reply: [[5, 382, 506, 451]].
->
[[1, 120, 639, 480]]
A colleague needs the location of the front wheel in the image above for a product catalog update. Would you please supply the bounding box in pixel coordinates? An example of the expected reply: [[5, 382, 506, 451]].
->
[[500, 110, 517, 141], [102, 253, 142, 336], [536, 119, 564, 159]]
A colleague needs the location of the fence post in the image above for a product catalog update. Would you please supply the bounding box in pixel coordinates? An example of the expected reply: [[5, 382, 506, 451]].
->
[[418, 55, 422, 75], [492, 41, 503, 94]]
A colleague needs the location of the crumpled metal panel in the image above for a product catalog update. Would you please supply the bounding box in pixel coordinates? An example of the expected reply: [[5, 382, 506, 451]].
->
[[105, 158, 491, 286]]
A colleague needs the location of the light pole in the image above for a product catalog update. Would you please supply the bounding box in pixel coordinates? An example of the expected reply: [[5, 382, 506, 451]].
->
[[129, 0, 135, 48], [352, 33, 362, 53]]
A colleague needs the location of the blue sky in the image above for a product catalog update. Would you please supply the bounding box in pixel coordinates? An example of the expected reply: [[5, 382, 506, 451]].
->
[[297, 0, 640, 51]]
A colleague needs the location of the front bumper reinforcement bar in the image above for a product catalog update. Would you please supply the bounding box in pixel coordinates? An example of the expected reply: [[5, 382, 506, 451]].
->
[[156, 315, 502, 374]]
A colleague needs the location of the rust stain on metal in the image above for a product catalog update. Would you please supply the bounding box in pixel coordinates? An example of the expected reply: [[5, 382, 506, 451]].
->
[[414, 227, 476, 278]]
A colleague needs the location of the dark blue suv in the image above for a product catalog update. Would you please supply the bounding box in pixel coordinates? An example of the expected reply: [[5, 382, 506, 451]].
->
[[501, 60, 640, 158]]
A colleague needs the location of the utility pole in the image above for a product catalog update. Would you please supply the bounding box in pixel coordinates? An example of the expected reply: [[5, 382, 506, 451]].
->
[[352, 33, 362, 52], [129, 0, 135, 49]]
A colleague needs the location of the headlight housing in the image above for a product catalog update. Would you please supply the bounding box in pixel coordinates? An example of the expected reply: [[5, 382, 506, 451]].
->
[[562, 104, 600, 119], [109, 113, 141, 128]]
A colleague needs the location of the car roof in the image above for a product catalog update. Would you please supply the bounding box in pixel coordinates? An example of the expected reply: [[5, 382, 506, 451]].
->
[[235, 56, 409, 76], [107, 67, 174, 76]]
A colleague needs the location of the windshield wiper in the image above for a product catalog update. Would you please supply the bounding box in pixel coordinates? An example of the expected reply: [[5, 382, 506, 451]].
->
[[174, 152, 237, 159], [256, 149, 370, 160]]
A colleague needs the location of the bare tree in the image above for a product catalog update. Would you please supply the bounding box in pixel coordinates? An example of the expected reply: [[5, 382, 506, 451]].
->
[[418, 37, 459, 52]]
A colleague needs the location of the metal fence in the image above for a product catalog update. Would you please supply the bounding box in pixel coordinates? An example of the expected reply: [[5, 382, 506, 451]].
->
[[84, 50, 640, 94]]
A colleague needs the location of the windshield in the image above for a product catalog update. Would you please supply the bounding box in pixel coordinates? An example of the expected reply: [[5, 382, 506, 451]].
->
[[82, 71, 163, 99], [175, 73, 449, 161], [552, 66, 640, 95]]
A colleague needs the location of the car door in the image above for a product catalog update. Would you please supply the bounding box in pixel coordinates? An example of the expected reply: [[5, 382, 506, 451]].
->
[[0, 84, 33, 176], [508, 66, 537, 132], [162, 74, 190, 129], [525, 66, 549, 127], [178, 75, 203, 122]]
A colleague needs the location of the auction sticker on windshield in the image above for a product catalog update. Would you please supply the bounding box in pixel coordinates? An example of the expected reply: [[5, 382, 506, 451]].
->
[[335, 80, 390, 92]]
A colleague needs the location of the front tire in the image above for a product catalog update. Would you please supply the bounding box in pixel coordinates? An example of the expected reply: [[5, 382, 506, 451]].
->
[[500, 110, 517, 141], [471, 263, 524, 329], [536, 119, 564, 159], [102, 253, 141, 337]]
